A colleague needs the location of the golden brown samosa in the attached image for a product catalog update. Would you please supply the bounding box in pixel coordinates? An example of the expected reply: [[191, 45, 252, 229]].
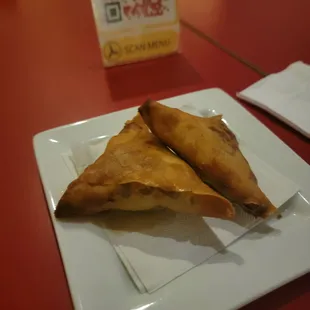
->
[[139, 100, 276, 218], [55, 114, 234, 219]]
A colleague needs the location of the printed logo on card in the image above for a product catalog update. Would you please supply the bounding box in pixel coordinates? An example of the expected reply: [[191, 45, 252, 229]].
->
[[104, 41, 122, 60], [123, 0, 169, 19]]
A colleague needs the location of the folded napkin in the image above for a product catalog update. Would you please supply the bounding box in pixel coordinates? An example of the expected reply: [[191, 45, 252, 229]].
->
[[237, 61, 310, 138], [61, 106, 299, 293]]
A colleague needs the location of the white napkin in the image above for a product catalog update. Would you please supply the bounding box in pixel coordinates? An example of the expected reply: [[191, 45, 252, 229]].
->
[[61, 106, 299, 293], [237, 61, 310, 138]]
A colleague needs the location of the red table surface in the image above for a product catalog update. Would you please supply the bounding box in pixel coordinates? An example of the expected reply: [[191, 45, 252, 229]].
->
[[0, 1, 309, 310], [179, 0, 310, 73]]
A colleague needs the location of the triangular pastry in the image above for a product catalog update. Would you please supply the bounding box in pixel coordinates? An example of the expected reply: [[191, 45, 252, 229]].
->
[[55, 114, 234, 219], [139, 100, 276, 218]]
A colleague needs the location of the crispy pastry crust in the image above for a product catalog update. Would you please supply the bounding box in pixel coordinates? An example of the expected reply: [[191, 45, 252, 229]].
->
[[55, 114, 234, 219], [139, 100, 276, 218]]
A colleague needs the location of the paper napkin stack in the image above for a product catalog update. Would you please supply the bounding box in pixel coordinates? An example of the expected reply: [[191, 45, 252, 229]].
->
[[238, 61, 310, 138]]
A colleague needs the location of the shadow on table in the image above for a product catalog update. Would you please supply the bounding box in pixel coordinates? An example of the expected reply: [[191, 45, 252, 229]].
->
[[105, 54, 203, 101]]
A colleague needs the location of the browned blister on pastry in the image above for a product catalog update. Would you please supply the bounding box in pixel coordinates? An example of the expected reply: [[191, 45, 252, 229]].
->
[[139, 100, 276, 218], [55, 114, 234, 219]]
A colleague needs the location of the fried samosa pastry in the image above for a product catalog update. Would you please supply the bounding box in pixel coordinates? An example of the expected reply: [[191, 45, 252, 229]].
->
[[139, 100, 276, 218], [55, 114, 234, 219]]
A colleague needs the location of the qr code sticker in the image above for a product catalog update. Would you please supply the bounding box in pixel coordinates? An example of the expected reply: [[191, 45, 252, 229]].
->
[[105, 2, 122, 23]]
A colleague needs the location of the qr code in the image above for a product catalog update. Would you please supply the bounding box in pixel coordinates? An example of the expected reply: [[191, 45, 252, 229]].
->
[[105, 2, 122, 23]]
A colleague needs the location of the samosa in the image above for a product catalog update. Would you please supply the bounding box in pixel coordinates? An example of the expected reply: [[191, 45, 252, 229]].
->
[[55, 114, 234, 219], [139, 100, 276, 218]]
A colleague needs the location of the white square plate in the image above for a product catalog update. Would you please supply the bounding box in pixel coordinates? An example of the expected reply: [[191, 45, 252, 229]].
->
[[33, 89, 310, 310]]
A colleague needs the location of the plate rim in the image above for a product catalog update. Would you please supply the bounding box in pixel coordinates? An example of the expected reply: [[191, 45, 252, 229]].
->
[[33, 88, 310, 310]]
